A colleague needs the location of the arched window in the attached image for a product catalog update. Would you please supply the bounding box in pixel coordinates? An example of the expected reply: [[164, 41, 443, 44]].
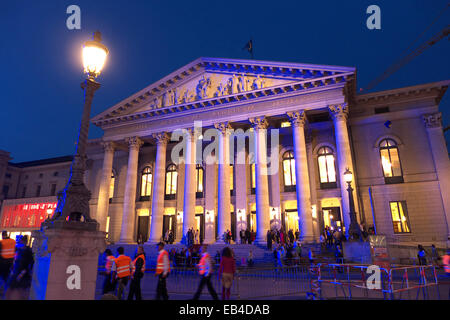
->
[[317, 147, 337, 189], [379, 139, 403, 184], [140, 166, 152, 199], [250, 163, 256, 194], [282, 151, 296, 192], [165, 164, 178, 200], [109, 171, 115, 203], [196, 164, 204, 198]]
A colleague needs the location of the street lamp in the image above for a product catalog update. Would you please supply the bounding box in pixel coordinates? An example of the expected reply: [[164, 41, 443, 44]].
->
[[45, 31, 108, 229], [343, 168, 362, 241]]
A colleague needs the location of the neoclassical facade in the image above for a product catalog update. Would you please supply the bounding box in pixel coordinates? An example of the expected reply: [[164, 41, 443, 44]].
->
[[82, 57, 450, 247]]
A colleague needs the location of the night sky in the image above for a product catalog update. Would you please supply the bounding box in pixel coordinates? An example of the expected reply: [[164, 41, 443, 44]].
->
[[1, 0, 449, 162]]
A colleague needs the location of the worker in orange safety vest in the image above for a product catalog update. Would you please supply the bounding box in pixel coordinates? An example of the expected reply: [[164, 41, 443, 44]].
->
[[193, 245, 218, 300], [0, 231, 16, 290], [102, 249, 116, 294], [112, 247, 132, 300], [128, 245, 146, 300], [155, 242, 170, 300]]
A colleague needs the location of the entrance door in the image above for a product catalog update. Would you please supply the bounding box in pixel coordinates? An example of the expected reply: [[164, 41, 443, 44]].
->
[[195, 214, 204, 243], [248, 212, 256, 233], [230, 211, 236, 241], [322, 207, 342, 232], [137, 216, 149, 243], [284, 210, 299, 232], [162, 215, 176, 242]]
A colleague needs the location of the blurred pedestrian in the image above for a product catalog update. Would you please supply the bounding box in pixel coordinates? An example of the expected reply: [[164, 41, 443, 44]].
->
[[112, 247, 132, 300], [5, 235, 33, 300], [0, 231, 16, 294], [128, 246, 146, 300], [417, 245, 427, 266], [193, 245, 218, 300], [155, 242, 170, 300], [102, 249, 116, 294], [218, 247, 236, 300]]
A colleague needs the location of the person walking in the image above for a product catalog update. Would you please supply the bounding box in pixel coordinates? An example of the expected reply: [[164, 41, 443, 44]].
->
[[0, 231, 16, 294], [417, 245, 427, 266], [102, 249, 116, 295], [193, 245, 219, 300], [194, 229, 199, 245], [431, 244, 440, 267], [155, 242, 170, 300], [128, 246, 146, 300], [218, 247, 236, 300], [112, 247, 132, 300], [266, 229, 272, 250], [4, 235, 33, 300]]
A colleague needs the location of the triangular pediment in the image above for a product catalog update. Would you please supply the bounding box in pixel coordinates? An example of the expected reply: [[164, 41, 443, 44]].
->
[[92, 57, 355, 124]]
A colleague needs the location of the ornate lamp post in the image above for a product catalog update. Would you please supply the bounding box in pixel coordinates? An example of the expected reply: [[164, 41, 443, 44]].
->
[[343, 168, 362, 241], [44, 31, 109, 229], [30, 32, 108, 300]]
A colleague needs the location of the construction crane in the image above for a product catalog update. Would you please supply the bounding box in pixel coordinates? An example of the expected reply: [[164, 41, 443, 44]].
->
[[364, 25, 450, 92]]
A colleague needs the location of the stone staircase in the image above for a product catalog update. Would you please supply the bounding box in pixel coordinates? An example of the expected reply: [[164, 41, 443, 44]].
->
[[101, 241, 337, 269]]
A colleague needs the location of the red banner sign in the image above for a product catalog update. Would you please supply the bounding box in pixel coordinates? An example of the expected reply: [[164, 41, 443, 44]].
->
[[0, 202, 57, 228]]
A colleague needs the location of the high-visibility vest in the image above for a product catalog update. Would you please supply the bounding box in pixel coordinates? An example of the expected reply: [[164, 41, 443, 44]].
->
[[132, 254, 146, 275], [0, 238, 16, 259], [443, 255, 450, 274], [156, 250, 170, 275], [105, 255, 115, 274], [198, 253, 210, 275], [115, 255, 132, 278]]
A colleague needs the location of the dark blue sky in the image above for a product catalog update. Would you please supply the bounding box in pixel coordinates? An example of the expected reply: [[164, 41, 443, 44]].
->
[[1, 0, 449, 162]]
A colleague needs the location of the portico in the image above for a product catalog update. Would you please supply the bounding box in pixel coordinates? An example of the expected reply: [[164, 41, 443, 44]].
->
[[85, 57, 450, 247]]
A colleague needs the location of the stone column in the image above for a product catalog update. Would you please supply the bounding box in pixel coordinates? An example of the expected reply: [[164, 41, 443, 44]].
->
[[148, 133, 169, 244], [287, 111, 314, 242], [328, 104, 358, 237], [182, 129, 197, 241], [235, 148, 248, 242], [96, 141, 115, 232], [204, 154, 217, 244], [249, 116, 271, 245], [214, 122, 232, 243], [118, 136, 143, 243], [423, 113, 450, 242]]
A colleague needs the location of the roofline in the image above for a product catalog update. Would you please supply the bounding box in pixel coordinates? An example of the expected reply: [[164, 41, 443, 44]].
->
[[91, 57, 356, 122], [9, 155, 74, 168], [356, 80, 450, 100]]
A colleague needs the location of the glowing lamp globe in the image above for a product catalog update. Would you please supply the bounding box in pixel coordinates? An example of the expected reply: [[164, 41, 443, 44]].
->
[[343, 168, 353, 183], [82, 31, 109, 79]]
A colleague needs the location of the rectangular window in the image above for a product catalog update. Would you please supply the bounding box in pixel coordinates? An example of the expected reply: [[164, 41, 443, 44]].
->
[[36, 185, 41, 197], [230, 165, 234, 195], [22, 186, 27, 198], [2, 185, 9, 198], [50, 184, 57, 196], [250, 164, 256, 194], [390, 201, 411, 233]]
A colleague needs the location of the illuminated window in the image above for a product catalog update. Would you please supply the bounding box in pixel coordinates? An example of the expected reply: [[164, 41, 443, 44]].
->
[[196, 164, 204, 198], [281, 121, 291, 128], [230, 164, 234, 196], [282, 151, 296, 192], [165, 164, 178, 200], [250, 163, 256, 194], [390, 201, 410, 233], [317, 147, 337, 189], [379, 139, 403, 184], [109, 171, 115, 202], [140, 166, 152, 199]]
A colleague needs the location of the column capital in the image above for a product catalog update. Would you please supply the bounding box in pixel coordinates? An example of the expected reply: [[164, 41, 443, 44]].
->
[[249, 116, 269, 130], [287, 110, 307, 127], [101, 141, 116, 153], [422, 112, 442, 129], [125, 136, 143, 150], [152, 132, 170, 146], [328, 103, 348, 121], [214, 122, 233, 134]]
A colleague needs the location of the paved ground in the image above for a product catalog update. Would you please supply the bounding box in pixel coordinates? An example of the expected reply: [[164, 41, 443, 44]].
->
[[95, 265, 450, 300]]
